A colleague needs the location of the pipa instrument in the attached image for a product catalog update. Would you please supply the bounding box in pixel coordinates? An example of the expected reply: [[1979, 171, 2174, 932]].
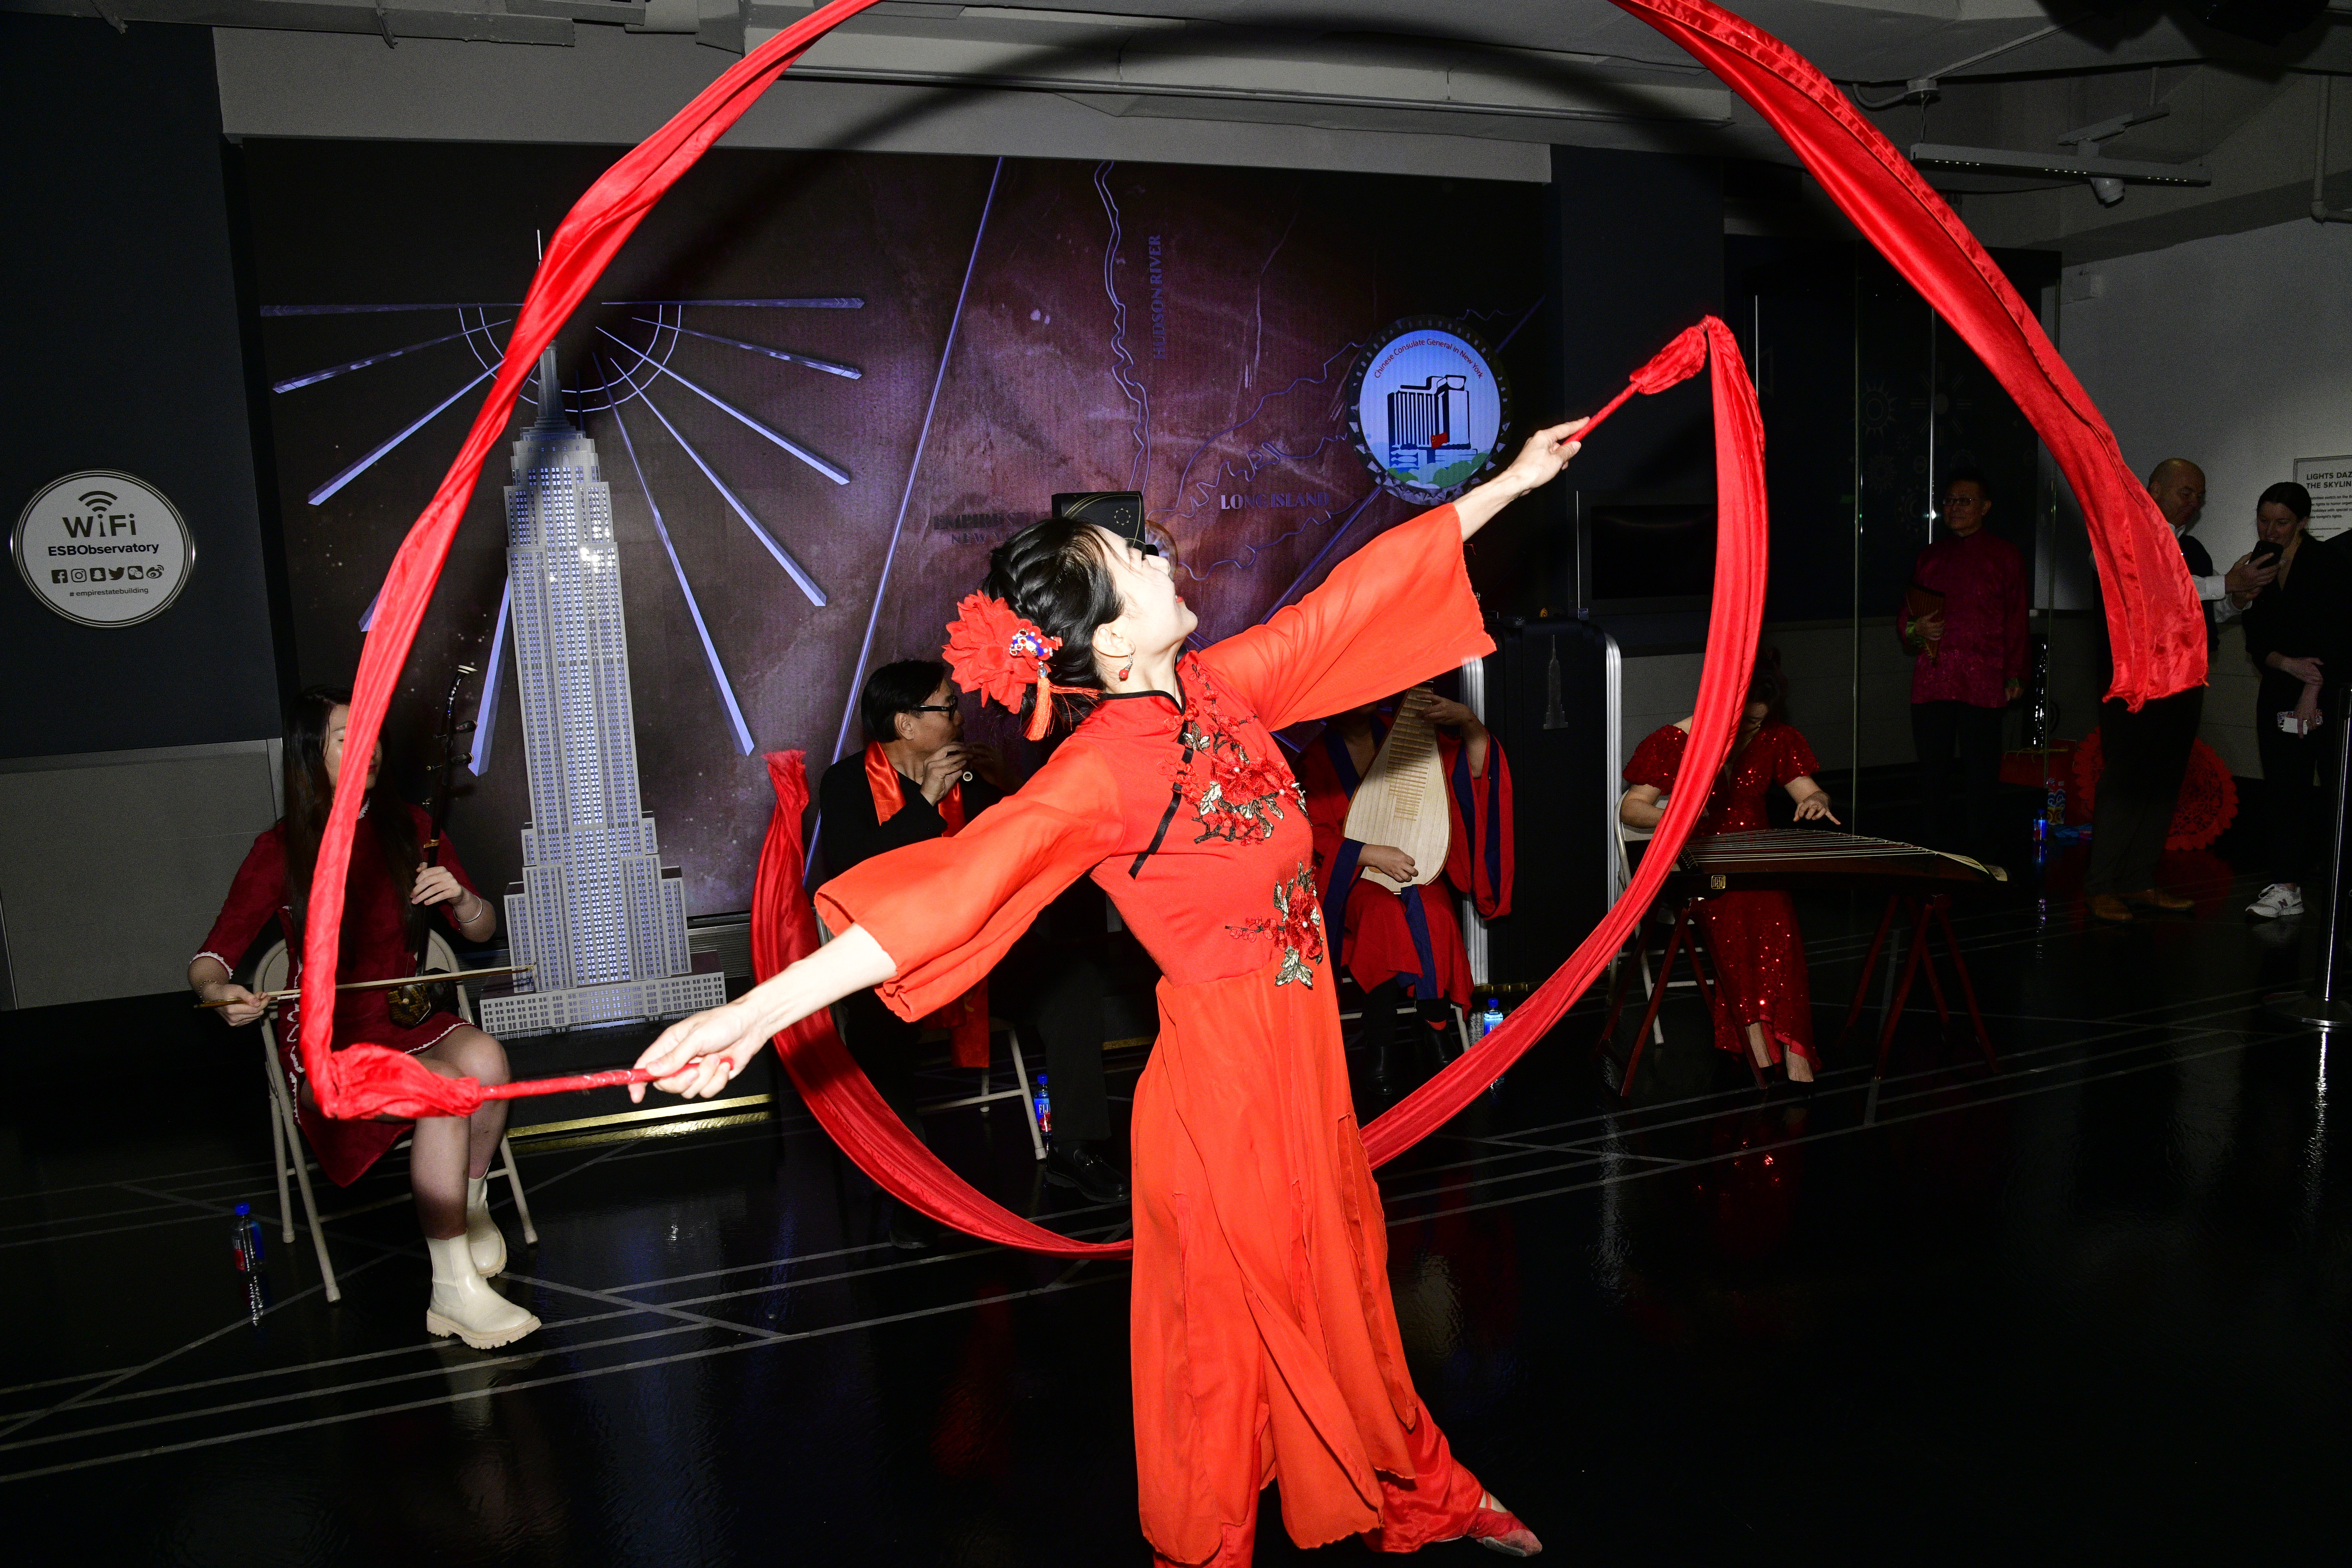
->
[[1342, 686, 1450, 893]]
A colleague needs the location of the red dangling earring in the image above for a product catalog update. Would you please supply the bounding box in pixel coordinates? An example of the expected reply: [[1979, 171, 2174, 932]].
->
[[1118, 659, 1133, 681]]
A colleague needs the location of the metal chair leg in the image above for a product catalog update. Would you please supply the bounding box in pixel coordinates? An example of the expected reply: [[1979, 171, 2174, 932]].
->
[[277, 1084, 339, 1303], [1619, 916, 1688, 1100], [1007, 1027, 1046, 1161], [499, 1135, 538, 1246], [266, 1063, 295, 1246]]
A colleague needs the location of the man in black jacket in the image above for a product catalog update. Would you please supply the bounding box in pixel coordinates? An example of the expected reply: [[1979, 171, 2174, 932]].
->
[[2085, 460, 2274, 922], [819, 659, 1128, 1240]]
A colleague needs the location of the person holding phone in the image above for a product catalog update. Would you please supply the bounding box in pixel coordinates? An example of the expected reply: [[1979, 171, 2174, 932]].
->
[[2241, 482, 2350, 919]]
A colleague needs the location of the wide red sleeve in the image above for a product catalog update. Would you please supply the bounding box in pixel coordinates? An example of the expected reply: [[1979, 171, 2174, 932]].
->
[[1623, 725, 1688, 792], [1195, 506, 1493, 732], [195, 827, 288, 971], [814, 741, 1124, 1021], [1442, 732, 1513, 919]]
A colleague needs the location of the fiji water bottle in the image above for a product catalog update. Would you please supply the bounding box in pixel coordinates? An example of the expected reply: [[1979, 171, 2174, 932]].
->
[[1480, 996, 1505, 1040], [1031, 1073, 1051, 1142], [230, 1202, 264, 1272], [230, 1203, 266, 1324]]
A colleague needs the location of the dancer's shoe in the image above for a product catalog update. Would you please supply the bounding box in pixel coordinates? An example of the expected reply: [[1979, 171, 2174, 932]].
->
[[424, 1233, 540, 1350], [1466, 1493, 1542, 1557], [464, 1175, 507, 1277]]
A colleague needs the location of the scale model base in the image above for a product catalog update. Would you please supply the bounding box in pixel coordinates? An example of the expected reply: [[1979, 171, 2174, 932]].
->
[[479, 957, 729, 1039]]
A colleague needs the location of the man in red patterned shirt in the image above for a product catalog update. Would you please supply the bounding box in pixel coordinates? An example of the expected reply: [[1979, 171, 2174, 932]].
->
[[1901, 468, 2027, 865]]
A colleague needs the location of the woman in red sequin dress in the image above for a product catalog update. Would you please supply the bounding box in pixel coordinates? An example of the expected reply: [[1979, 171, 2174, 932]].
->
[[628, 419, 1595, 1565], [190, 687, 538, 1349], [1618, 660, 1837, 1083]]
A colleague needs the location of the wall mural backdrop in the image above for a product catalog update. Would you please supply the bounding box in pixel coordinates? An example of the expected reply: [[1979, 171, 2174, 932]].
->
[[242, 141, 1544, 914]]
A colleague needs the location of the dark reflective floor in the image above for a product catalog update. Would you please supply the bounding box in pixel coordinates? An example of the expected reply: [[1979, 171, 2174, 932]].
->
[[5, 834, 2349, 1564]]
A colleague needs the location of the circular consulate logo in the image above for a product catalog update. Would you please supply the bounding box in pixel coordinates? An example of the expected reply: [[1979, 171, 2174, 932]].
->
[[1345, 318, 1512, 501], [12, 470, 195, 629]]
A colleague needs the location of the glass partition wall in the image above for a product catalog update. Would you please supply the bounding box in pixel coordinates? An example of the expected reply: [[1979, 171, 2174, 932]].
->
[[1726, 238, 2068, 854]]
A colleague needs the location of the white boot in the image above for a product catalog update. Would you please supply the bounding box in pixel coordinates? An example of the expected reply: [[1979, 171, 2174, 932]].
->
[[464, 1175, 508, 1277], [425, 1233, 539, 1350]]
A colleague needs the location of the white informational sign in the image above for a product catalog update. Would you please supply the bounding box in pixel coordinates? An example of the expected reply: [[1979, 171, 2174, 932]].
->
[[2294, 454, 2352, 541], [11, 470, 194, 628]]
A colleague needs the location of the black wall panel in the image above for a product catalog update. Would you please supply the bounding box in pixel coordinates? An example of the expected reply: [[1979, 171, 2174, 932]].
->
[[0, 17, 281, 758]]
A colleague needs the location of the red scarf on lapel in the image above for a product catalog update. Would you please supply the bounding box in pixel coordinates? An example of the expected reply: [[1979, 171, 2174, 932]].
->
[[866, 743, 991, 1069]]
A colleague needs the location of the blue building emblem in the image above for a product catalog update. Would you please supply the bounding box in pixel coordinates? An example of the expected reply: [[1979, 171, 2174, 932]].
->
[[1346, 318, 1510, 501]]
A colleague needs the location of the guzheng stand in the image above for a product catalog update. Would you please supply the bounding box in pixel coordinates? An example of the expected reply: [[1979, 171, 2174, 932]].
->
[[1838, 891, 1998, 1078], [2267, 685, 2352, 1027], [1595, 898, 1768, 1100]]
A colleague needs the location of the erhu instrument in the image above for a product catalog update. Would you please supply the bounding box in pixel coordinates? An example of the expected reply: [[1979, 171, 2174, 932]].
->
[[387, 661, 481, 1028], [1342, 686, 1452, 893]]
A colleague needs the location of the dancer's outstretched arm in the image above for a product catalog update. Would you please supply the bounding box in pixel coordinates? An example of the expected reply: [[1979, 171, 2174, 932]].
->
[[629, 925, 895, 1102]]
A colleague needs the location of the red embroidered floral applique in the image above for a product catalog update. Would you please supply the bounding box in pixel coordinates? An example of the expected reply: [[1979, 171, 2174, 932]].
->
[[1174, 696, 1305, 847], [1226, 861, 1326, 986]]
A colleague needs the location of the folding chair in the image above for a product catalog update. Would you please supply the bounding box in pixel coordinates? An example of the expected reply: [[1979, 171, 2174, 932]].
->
[[1607, 793, 1699, 1051], [913, 1017, 1048, 1162], [254, 931, 535, 1303]]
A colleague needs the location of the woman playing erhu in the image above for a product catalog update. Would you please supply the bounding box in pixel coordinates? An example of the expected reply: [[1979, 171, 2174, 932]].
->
[[627, 419, 1592, 1564]]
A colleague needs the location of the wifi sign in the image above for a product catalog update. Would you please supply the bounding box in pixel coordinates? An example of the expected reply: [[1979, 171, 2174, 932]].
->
[[13, 469, 194, 629]]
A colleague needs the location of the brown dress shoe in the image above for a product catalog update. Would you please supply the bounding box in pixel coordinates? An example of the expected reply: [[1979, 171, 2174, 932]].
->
[[2126, 887, 2194, 912], [2088, 893, 2134, 923]]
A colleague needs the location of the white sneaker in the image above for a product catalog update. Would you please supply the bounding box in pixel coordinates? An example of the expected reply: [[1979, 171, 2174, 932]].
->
[[2247, 883, 2305, 919], [424, 1234, 539, 1349], [464, 1176, 507, 1277]]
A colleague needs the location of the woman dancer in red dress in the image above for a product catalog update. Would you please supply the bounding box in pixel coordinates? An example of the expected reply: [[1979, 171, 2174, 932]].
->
[[191, 687, 537, 1348], [1618, 658, 1838, 1084], [628, 420, 1592, 1565]]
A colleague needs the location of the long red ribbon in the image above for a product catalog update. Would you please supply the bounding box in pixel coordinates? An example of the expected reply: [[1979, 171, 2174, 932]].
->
[[300, 0, 2202, 1169]]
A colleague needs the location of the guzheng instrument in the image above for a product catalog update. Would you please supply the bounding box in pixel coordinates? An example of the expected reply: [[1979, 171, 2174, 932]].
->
[[1664, 829, 2006, 898], [1342, 686, 1450, 893]]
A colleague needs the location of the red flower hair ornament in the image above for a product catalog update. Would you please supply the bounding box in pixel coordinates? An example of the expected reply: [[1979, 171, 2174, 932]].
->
[[944, 593, 1094, 740]]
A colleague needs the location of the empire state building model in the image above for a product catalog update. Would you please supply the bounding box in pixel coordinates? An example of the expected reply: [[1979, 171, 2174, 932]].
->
[[478, 349, 730, 1037]]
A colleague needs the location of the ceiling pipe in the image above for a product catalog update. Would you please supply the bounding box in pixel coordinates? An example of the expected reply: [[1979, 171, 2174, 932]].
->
[[1849, 21, 2063, 110]]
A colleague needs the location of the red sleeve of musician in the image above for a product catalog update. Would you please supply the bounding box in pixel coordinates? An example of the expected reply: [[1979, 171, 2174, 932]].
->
[[1769, 724, 1822, 786], [1624, 725, 1687, 792], [1442, 732, 1514, 918], [195, 827, 288, 971], [1297, 737, 1353, 901], [1196, 506, 1493, 732]]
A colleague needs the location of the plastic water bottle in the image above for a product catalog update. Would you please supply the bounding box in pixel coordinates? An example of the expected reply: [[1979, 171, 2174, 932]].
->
[[1031, 1073, 1052, 1142], [230, 1203, 266, 1324], [229, 1202, 264, 1272], [1479, 996, 1505, 1040]]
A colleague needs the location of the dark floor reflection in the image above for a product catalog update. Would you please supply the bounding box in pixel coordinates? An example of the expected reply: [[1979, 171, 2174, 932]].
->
[[4, 835, 2349, 1563]]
